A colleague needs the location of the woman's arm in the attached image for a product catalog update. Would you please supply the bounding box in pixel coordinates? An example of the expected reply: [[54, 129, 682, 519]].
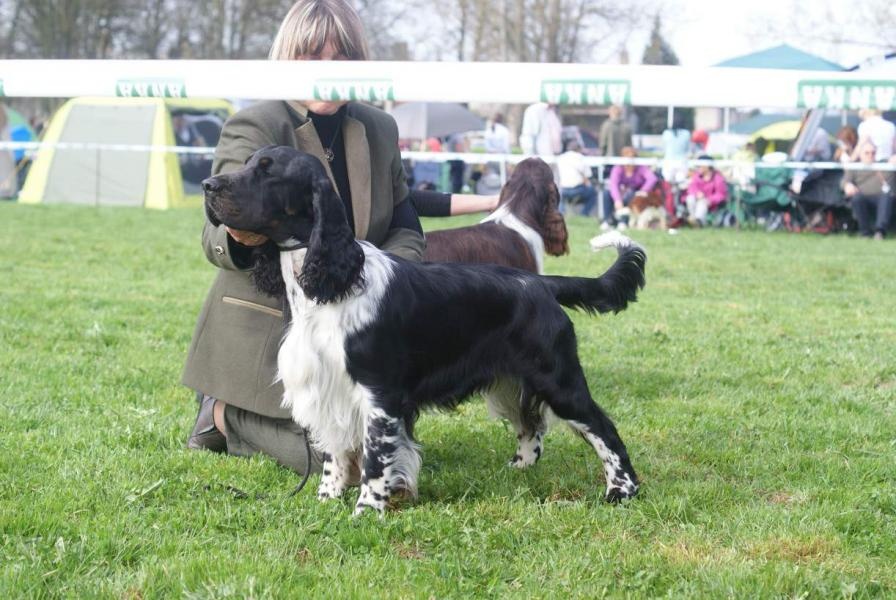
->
[[202, 109, 279, 271], [381, 143, 426, 261], [637, 166, 658, 192]]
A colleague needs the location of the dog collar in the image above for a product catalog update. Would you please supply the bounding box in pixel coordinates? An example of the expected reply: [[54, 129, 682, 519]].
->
[[276, 238, 306, 251]]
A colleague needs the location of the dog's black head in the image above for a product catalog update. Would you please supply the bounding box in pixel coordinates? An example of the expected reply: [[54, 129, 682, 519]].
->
[[203, 146, 365, 304]]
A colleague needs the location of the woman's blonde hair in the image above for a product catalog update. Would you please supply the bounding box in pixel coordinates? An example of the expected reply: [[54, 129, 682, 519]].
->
[[270, 0, 369, 61]]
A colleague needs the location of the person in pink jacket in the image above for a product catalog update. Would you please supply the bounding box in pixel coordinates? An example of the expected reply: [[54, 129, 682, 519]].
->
[[601, 146, 658, 229], [685, 155, 728, 226]]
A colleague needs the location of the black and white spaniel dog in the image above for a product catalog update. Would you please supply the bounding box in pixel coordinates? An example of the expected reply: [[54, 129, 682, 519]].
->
[[424, 157, 568, 273], [203, 146, 646, 516]]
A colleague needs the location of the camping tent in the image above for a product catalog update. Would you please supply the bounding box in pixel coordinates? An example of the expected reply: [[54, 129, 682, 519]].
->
[[19, 96, 233, 209], [715, 44, 844, 71]]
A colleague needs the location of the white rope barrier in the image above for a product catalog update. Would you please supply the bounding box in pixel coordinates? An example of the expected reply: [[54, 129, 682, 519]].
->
[[0, 59, 894, 109], [3, 141, 895, 171]]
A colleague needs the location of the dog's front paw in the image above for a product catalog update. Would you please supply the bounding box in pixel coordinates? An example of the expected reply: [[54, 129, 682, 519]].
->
[[317, 481, 345, 501], [352, 501, 385, 518], [604, 479, 639, 503]]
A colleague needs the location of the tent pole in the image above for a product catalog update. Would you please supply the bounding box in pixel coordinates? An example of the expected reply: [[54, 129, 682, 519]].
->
[[95, 148, 100, 207], [667, 106, 674, 129]]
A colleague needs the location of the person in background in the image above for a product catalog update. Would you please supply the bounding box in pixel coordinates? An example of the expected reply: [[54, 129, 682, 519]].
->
[[598, 104, 632, 158], [422, 136, 442, 152], [483, 113, 511, 155], [0, 106, 16, 199], [446, 132, 468, 193], [854, 108, 895, 162], [183, 0, 425, 473], [661, 113, 691, 186], [834, 125, 858, 163], [690, 129, 709, 155], [557, 140, 597, 216], [843, 141, 894, 240], [601, 146, 657, 230], [729, 141, 758, 187], [684, 155, 728, 226], [804, 125, 833, 162], [519, 102, 562, 157]]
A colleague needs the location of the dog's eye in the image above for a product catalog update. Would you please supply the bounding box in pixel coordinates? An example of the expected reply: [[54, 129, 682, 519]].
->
[[257, 157, 273, 172]]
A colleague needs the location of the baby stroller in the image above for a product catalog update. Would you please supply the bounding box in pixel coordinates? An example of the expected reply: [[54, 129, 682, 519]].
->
[[793, 169, 853, 234]]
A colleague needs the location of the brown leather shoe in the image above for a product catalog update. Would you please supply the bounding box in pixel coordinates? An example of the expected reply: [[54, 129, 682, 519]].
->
[[187, 394, 227, 453]]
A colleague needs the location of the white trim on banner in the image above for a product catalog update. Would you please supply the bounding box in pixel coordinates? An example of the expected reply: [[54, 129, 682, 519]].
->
[[0, 60, 894, 108]]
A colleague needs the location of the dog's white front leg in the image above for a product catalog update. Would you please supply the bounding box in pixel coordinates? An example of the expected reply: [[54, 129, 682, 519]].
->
[[317, 451, 357, 501]]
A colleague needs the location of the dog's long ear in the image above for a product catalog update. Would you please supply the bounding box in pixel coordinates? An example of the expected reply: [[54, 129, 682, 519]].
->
[[542, 181, 570, 256], [298, 173, 365, 303]]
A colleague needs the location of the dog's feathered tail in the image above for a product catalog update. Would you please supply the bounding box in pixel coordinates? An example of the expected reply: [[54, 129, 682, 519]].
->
[[544, 231, 646, 314]]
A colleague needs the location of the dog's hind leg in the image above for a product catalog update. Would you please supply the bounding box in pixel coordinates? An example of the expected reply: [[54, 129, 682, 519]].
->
[[354, 406, 421, 516], [531, 331, 639, 502], [485, 378, 547, 469]]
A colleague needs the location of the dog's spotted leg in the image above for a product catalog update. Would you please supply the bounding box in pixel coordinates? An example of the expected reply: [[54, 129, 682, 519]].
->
[[317, 451, 356, 501], [484, 379, 546, 469], [568, 420, 639, 502], [509, 426, 546, 469], [354, 408, 421, 516], [532, 351, 639, 502]]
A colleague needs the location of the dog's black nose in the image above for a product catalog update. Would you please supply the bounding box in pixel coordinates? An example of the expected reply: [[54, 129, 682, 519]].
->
[[202, 178, 221, 193]]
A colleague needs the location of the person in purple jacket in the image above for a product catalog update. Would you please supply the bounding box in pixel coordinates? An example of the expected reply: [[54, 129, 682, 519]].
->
[[600, 146, 658, 230], [684, 155, 728, 226]]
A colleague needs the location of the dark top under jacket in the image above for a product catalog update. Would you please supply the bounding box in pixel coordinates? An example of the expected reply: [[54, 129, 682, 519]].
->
[[182, 100, 425, 419]]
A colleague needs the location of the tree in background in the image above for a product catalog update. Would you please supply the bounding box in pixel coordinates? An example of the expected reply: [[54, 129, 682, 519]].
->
[[748, 0, 895, 65], [634, 14, 693, 135], [430, 0, 646, 63]]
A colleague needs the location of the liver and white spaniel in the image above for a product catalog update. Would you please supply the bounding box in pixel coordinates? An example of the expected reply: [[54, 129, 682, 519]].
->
[[424, 158, 568, 274], [203, 146, 646, 516]]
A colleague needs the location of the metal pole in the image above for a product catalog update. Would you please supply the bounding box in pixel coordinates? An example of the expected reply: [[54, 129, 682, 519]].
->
[[95, 148, 100, 207], [723, 107, 731, 158]]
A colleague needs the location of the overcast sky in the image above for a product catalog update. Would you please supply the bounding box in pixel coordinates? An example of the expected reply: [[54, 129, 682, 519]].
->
[[639, 0, 887, 68]]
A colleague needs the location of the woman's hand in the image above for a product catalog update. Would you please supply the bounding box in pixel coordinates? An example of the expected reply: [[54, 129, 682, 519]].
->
[[226, 227, 268, 247], [843, 182, 859, 198]]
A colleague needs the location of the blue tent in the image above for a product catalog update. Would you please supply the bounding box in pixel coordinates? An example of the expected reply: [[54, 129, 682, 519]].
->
[[715, 44, 844, 72]]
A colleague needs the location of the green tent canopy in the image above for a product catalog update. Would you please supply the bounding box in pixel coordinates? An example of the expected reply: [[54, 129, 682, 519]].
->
[[19, 96, 233, 209]]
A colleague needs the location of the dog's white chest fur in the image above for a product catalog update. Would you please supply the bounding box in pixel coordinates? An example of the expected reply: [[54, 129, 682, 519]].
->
[[481, 205, 546, 273], [277, 243, 394, 454]]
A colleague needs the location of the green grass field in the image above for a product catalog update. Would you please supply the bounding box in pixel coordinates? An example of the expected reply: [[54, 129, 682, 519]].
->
[[1, 202, 894, 598]]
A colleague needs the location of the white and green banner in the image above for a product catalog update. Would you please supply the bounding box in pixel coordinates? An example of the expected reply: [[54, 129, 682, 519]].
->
[[115, 79, 187, 98], [313, 79, 394, 102], [798, 80, 896, 110], [540, 79, 631, 105], [0, 59, 894, 109]]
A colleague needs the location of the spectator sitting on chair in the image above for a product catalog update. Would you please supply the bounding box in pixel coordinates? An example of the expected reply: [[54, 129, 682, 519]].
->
[[834, 125, 858, 163], [684, 155, 728, 227], [601, 146, 657, 230], [557, 140, 597, 216], [843, 141, 894, 240]]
